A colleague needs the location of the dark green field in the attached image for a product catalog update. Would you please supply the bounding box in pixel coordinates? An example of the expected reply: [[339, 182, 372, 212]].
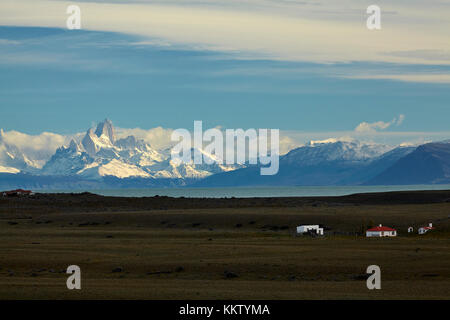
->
[[0, 191, 449, 299]]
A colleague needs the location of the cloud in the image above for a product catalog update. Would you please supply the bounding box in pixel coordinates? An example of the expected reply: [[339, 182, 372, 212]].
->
[[355, 114, 405, 134], [278, 135, 302, 155], [0, 39, 20, 45], [355, 121, 392, 133], [2, 123, 450, 169], [0, 129, 76, 167], [342, 74, 450, 84], [124, 124, 450, 155], [281, 129, 450, 149], [1, 0, 449, 66], [0, 126, 177, 167], [116, 127, 175, 150], [383, 50, 450, 62], [396, 114, 405, 126]]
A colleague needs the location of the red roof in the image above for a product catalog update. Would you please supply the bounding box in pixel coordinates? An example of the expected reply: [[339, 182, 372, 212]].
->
[[2, 189, 32, 195], [367, 226, 396, 232]]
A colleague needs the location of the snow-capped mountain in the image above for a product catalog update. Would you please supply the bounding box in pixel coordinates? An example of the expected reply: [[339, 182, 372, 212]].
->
[[193, 139, 413, 187], [40, 140, 94, 176], [0, 129, 37, 173], [282, 139, 393, 166], [39, 119, 239, 180], [5, 120, 450, 188]]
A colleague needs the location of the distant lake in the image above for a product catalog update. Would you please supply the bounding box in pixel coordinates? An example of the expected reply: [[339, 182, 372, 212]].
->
[[38, 185, 450, 198]]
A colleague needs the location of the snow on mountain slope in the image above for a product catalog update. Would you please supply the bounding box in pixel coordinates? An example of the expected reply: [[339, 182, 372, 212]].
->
[[41, 140, 94, 176], [16, 120, 420, 184], [115, 135, 166, 167], [82, 128, 115, 156], [39, 120, 240, 180], [193, 139, 402, 187], [149, 147, 244, 179], [283, 140, 393, 166], [98, 159, 151, 178]]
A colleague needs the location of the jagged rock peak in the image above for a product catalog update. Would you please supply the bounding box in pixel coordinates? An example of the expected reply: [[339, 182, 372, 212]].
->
[[82, 128, 99, 156], [115, 135, 142, 149], [95, 119, 116, 143], [68, 139, 79, 151]]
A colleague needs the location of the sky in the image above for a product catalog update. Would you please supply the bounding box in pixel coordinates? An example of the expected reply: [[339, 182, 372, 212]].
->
[[0, 0, 450, 153]]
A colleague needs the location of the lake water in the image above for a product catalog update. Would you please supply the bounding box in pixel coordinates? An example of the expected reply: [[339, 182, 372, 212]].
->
[[39, 185, 450, 198]]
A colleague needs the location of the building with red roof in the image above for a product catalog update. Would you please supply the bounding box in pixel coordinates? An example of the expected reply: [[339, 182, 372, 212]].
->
[[1, 189, 33, 197], [418, 223, 434, 235], [366, 224, 397, 237]]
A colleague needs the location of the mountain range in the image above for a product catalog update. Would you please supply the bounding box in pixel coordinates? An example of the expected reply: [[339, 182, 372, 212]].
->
[[193, 141, 417, 187], [1, 119, 450, 189], [39, 119, 239, 180]]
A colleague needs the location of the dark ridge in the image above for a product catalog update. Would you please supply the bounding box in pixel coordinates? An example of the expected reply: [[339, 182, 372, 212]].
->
[[1, 190, 450, 214]]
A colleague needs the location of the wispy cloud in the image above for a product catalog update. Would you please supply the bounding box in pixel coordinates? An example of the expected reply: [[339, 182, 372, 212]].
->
[[0, 39, 20, 45], [1, 0, 449, 66], [343, 74, 450, 84], [355, 115, 405, 134]]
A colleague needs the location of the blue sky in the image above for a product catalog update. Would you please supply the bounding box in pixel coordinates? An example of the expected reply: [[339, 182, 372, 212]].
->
[[0, 0, 450, 149]]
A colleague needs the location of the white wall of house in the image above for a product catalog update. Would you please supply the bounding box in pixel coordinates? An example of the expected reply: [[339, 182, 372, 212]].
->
[[366, 230, 397, 237], [296, 225, 324, 235]]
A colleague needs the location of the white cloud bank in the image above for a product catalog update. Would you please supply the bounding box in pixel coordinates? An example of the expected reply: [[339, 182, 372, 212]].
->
[[1, 0, 449, 68], [0, 129, 75, 167], [115, 127, 175, 150]]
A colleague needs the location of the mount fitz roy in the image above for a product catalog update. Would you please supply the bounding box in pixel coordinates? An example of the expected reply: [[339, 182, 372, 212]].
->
[[40, 120, 239, 181], [1, 119, 450, 189]]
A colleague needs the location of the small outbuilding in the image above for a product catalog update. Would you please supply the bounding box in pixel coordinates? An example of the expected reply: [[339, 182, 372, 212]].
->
[[296, 225, 324, 235], [418, 223, 434, 235], [366, 224, 397, 237]]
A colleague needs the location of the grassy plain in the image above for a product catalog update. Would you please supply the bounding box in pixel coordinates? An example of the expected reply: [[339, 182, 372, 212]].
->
[[0, 192, 449, 299]]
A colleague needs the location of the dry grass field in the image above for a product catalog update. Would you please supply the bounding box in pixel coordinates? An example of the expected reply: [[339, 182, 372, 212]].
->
[[0, 192, 449, 299]]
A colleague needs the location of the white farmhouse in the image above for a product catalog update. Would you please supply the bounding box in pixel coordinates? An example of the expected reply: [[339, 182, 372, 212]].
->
[[418, 223, 434, 235], [296, 225, 324, 235], [366, 224, 397, 237]]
